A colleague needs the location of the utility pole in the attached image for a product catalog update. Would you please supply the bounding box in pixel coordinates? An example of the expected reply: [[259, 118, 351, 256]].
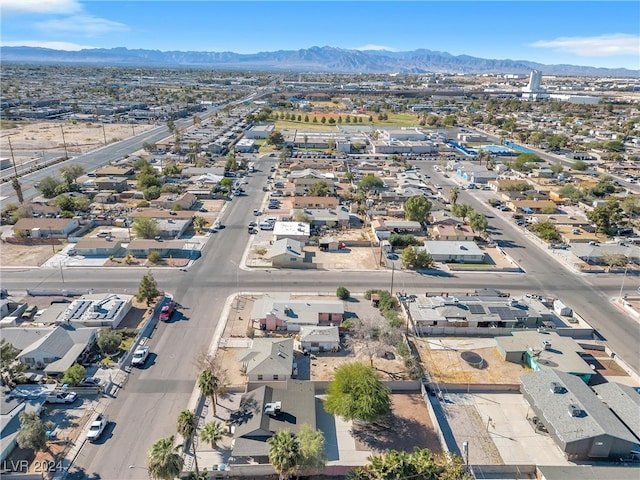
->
[[390, 262, 395, 296], [102, 123, 107, 146], [8, 136, 18, 177], [60, 125, 69, 160]]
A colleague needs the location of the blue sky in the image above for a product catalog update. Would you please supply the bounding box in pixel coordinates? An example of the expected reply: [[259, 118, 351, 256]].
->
[[1, 1, 639, 70]]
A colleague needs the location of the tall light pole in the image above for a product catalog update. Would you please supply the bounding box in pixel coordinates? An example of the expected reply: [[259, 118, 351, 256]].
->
[[619, 257, 629, 301], [230, 260, 239, 311]]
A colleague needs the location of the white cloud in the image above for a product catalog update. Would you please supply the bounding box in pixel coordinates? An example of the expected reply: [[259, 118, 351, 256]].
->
[[1, 0, 82, 15], [1, 40, 94, 51], [35, 14, 128, 35], [531, 34, 640, 57], [354, 44, 397, 52]]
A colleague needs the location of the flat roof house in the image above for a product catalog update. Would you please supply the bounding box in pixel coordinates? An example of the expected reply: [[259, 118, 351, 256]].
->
[[422, 241, 485, 263], [273, 222, 310, 243], [251, 293, 344, 332]]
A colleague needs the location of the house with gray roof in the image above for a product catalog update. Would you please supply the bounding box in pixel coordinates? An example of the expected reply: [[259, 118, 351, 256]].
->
[[230, 380, 316, 465], [593, 382, 640, 442], [520, 369, 638, 461], [268, 238, 307, 268], [3, 325, 98, 376], [497, 331, 595, 382], [240, 338, 294, 382], [299, 325, 340, 352], [290, 208, 348, 227], [251, 293, 344, 332], [571, 243, 640, 265], [422, 240, 485, 263], [58, 293, 133, 328]]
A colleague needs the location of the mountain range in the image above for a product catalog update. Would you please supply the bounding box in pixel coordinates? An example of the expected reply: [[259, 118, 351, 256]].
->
[[1, 45, 637, 77]]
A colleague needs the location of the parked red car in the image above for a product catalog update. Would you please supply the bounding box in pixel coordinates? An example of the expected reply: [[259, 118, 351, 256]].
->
[[159, 302, 174, 322]]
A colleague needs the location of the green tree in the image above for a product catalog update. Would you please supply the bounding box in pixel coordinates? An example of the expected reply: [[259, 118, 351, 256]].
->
[[138, 172, 161, 190], [144, 186, 161, 200], [403, 196, 432, 224], [193, 216, 207, 234], [143, 142, 157, 152], [324, 362, 391, 423], [137, 272, 160, 306], [266, 130, 285, 148], [268, 430, 300, 480], [449, 186, 460, 205], [148, 251, 163, 264], [198, 369, 219, 416], [620, 196, 640, 216], [469, 212, 489, 236], [37, 176, 62, 198], [97, 329, 122, 355], [401, 246, 434, 270], [74, 197, 90, 211], [56, 194, 76, 212], [558, 184, 584, 203], [587, 200, 621, 236], [336, 287, 350, 300], [61, 363, 86, 386], [358, 175, 384, 194], [572, 160, 588, 171], [550, 163, 564, 175], [297, 424, 327, 477], [11, 177, 23, 204], [307, 181, 331, 197], [132, 217, 160, 239], [451, 203, 473, 223], [17, 412, 54, 454], [0, 338, 23, 382], [147, 436, 184, 480], [177, 410, 199, 475], [200, 421, 224, 449], [60, 165, 85, 184], [529, 220, 561, 241]]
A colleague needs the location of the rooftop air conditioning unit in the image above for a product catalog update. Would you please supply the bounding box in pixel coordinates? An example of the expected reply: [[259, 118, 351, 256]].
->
[[264, 401, 282, 416]]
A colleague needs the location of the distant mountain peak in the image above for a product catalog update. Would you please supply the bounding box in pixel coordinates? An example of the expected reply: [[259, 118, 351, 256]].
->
[[0, 45, 636, 77]]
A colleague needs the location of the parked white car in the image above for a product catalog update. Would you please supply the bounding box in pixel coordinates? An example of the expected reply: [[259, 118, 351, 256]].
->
[[87, 414, 108, 442], [131, 345, 150, 367]]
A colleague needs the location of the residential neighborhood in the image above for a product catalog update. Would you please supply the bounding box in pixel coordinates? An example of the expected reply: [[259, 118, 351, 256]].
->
[[1, 62, 640, 480]]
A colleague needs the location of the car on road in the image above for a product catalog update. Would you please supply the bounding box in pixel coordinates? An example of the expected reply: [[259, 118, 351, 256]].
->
[[131, 345, 150, 367], [253, 209, 261, 216], [87, 414, 108, 442], [213, 220, 222, 229], [46, 391, 78, 404], [159, 302, 174, 322], [385, 253, 398, 260]]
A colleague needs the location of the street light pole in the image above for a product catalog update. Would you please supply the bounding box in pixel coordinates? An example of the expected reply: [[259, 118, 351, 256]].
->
[[619, 260, 629, 301]]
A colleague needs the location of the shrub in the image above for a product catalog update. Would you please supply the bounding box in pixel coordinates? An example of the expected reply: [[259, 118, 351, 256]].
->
[[148, 251, 162, 264], [336, 286, 350, 300], [246, 327, 255, 339]]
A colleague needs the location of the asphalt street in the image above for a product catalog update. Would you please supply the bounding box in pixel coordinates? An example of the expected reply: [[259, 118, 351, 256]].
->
[[1, 150, 639, 478]]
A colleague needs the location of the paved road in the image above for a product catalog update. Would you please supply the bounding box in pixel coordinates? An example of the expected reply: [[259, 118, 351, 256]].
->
[[2, 158, 640, 478]]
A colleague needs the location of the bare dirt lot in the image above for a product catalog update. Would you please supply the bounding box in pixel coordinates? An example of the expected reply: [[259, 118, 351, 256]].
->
[[0, 121, 155, 167], [414, 338, 529, 385], [351, 393, 443, 455], [0, 243, 59, 266]]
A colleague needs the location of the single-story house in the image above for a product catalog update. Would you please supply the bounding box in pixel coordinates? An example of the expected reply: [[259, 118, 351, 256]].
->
[[235, 138, 256, 153], [592, 382, 640, 442], [156, 218, 192, 239], [318, 236, 340, 251], [126, 239, 192, 258], [520, 369, 638, 461], [94, 176, 129, 192], [2, 325, 99, 375], [12, 218, 79, 238], [73, 237, 123, 256], [299, 325, 340, 352], [422, 241, 485, 263], [230, 381, 315, 466], [506, 200, 557, 214], [431, 223, 475, 241], [29, 203, 60, 217], [58, 293, 133, 328], [571, 243, 640, 265], [456, 166, 498, 184], [272, 222, 310, 243], [496, 331, 595, 382], [152, 192, 198, 211], [129, 209, 195, 220], [289, 169, 336, 194], [93, 165, 134, 177], [291, 196, 339, 209], [269, 238, 307, 268], [251, 293, 344, 332], [240, 338, 294, 382], [290, 208, 348, 227]]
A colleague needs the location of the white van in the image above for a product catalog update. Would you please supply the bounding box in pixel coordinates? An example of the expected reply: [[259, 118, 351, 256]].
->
[[259, 222, 274, 230]]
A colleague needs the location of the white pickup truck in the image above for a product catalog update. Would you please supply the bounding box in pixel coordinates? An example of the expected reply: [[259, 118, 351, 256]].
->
[[131, 345, 150, 367], [87, 414, 108, 442], [46, 391, 77, 404]]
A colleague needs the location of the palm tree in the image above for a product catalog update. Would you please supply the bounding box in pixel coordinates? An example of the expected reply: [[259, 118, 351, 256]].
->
[[450, 186, 460, 205], [198, 369, 219, 416], [177, 410, 199, 475], [147, 436, 184, 480], [268, 430, 300, 480], [200, 421, 224, 449]]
